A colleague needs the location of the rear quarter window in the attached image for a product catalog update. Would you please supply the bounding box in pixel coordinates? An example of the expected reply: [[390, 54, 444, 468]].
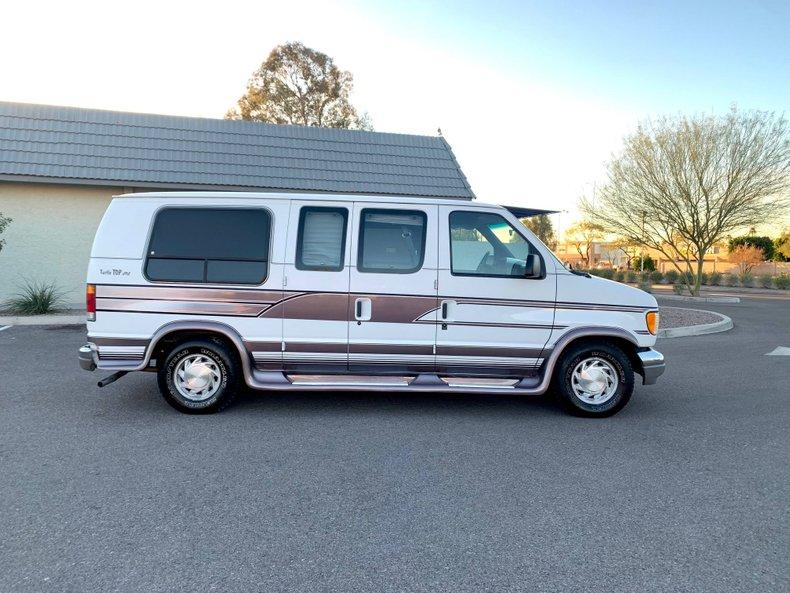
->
[[145, 208, 271, 284]]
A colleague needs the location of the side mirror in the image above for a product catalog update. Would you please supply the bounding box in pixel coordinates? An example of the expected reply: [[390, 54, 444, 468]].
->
[[524, 254, 543, 278]]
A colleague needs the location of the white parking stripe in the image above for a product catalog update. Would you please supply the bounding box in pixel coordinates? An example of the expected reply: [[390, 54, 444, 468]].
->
[[0, 325, 11, 332], [766, 347, 790, 356]]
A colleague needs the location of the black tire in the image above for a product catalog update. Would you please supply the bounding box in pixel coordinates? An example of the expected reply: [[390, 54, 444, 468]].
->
[[157, 338, 241, 414], [552, 341, 634, 417]]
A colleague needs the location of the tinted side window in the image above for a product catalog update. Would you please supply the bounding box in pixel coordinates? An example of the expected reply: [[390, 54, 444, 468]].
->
[[296, 207, 348, 271], [145, 208, 270, 284], [450, 210, 537, 278], [358, 209, 427, 274]]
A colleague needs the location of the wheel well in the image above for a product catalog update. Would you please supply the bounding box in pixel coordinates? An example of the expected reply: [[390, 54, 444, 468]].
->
[[151, 329, 245, 369], [555, 335, 642, 375]]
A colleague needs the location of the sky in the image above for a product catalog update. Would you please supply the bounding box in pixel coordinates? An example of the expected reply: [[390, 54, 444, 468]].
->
[[2, 0, 788, 233]]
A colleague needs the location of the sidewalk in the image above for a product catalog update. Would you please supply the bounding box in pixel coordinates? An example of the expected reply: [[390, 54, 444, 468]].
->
[[0, 310, 85, 326]]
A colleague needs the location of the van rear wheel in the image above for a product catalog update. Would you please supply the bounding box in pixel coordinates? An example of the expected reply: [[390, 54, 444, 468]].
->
[[552, 342, 634, 417], [157, 339, 240, 414]]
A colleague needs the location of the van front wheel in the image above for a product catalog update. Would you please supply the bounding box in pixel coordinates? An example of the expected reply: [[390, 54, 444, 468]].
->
[[552, 342, 634, 417], [157, 339, 240, 414]]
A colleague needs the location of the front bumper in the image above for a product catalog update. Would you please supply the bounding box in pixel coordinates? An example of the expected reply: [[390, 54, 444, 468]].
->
[[638, 348, 665, 385], [79, 344, 97, 371]]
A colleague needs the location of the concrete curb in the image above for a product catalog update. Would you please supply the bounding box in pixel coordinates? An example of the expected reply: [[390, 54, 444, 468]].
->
[[655, 293, 740, 304], [0, 313, 85, 326], [658, 310, 733, 339]]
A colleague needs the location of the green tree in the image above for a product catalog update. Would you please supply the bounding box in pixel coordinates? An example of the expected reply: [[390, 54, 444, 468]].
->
[[728, 236, 775, 261], [581, 109, 790, 295], [226, 41, 371, 130], [520, 214, 556, 249], [0, 212, 11, 255], [774, 230, 790, 261]]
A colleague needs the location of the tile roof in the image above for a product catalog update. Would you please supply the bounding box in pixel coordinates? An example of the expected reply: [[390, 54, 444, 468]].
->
[[0, 102, 474, 199]]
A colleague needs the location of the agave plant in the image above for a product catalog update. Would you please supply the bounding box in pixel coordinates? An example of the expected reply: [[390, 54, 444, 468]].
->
[[5, 281, 64, 315]]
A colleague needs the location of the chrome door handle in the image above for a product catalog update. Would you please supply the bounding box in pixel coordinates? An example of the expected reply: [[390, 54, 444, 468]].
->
[[354, 298, 371, 323]]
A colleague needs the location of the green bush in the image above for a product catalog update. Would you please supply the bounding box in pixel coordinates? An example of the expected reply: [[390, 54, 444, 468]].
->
[[672, 283, 685, 295], [775, 274, 790, 290], [598, 268, 614, 280], [4, 281, 64, 315], [631, 255, 656, 272], [709, 271, 722, 286], [614, 270, 626, 282], [650, 270, 664, 284], [626, 271, 638, 283], [638, 280, 652, 293], [699, 272, 709, 285], [729, 235, 775, 261], [664, 269, 679, 284], [759, 274, 774, 289], [724, 273, 739, 287], [739, 272, 754, 287]]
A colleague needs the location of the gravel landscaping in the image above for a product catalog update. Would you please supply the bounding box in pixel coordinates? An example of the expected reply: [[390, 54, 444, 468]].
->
[[659, 306, 723, 329]]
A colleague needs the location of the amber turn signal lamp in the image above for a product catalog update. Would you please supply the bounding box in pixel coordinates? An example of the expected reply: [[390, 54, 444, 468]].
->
[[86, 284, 96, 321], [646, 311, 659, 335]]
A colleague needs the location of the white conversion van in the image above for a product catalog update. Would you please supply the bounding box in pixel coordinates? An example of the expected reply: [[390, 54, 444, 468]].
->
[[79, 192, 664, 416]]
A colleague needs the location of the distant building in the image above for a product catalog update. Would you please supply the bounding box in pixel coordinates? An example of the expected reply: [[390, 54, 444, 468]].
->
[[0, 102, 474, 307]]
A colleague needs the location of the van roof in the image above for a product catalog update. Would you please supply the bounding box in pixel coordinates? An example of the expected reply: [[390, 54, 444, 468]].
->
[[116, 191, 502, 209]]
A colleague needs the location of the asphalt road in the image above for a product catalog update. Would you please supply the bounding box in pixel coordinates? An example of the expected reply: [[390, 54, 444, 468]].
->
[[1, 296, 788, 593]]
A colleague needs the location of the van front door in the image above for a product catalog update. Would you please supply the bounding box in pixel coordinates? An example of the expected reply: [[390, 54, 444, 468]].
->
[[348, 204, 438, 374], [280, 201, 352, 373], [436, 207, 556, 377]]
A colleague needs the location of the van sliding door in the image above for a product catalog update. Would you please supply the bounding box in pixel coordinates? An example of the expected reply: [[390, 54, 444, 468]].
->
[[347, 203, 439, 374]]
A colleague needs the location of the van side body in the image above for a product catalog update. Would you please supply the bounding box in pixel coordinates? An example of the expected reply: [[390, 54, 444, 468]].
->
[[79, 192, 664, 414]]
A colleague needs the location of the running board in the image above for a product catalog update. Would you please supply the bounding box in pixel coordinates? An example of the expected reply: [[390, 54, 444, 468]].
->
[[247, 371, 547, 395]]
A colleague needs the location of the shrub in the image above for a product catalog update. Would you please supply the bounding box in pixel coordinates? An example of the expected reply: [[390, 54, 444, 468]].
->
[[775, 274, 790, 290], [729, 235, 775, 261], [626, 271, 638, 283], [739, 271, 754, 287], [614, 270, 626, 282], [709, 271, 722, 286], [650, 270, 664, 284], [664, 269, 679, 284], [587, 269, 600, 276], [4, 281, 64, 315], [699, 272, 709, 285], [597, 268, 613, 280], [672, 283, 685, 295], [638, 280, 652, 293], [759, 274, 774, 289], [631, 255, 656, 272], [724, 273, 739, 287]]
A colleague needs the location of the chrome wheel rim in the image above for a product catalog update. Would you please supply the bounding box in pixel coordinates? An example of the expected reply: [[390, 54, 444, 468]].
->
[[571, 357, 619, 405], [174, 354, 222, 402]]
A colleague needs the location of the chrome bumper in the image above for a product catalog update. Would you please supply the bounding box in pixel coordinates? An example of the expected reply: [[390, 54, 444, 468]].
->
[[638, 348, 665, 385], [79, 344, 97, 372]]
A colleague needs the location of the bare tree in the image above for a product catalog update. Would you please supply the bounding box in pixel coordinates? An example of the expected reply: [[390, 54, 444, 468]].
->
[[565, 220, 605, 267], [581, 108, 790, 294]]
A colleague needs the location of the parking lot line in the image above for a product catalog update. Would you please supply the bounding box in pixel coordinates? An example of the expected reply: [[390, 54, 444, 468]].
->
[[766, 346, 790, 356], [0, 325, 11, 332]]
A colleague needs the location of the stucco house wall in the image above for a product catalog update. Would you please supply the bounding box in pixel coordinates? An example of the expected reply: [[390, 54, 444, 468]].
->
[[0, 182, 118, 308]]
